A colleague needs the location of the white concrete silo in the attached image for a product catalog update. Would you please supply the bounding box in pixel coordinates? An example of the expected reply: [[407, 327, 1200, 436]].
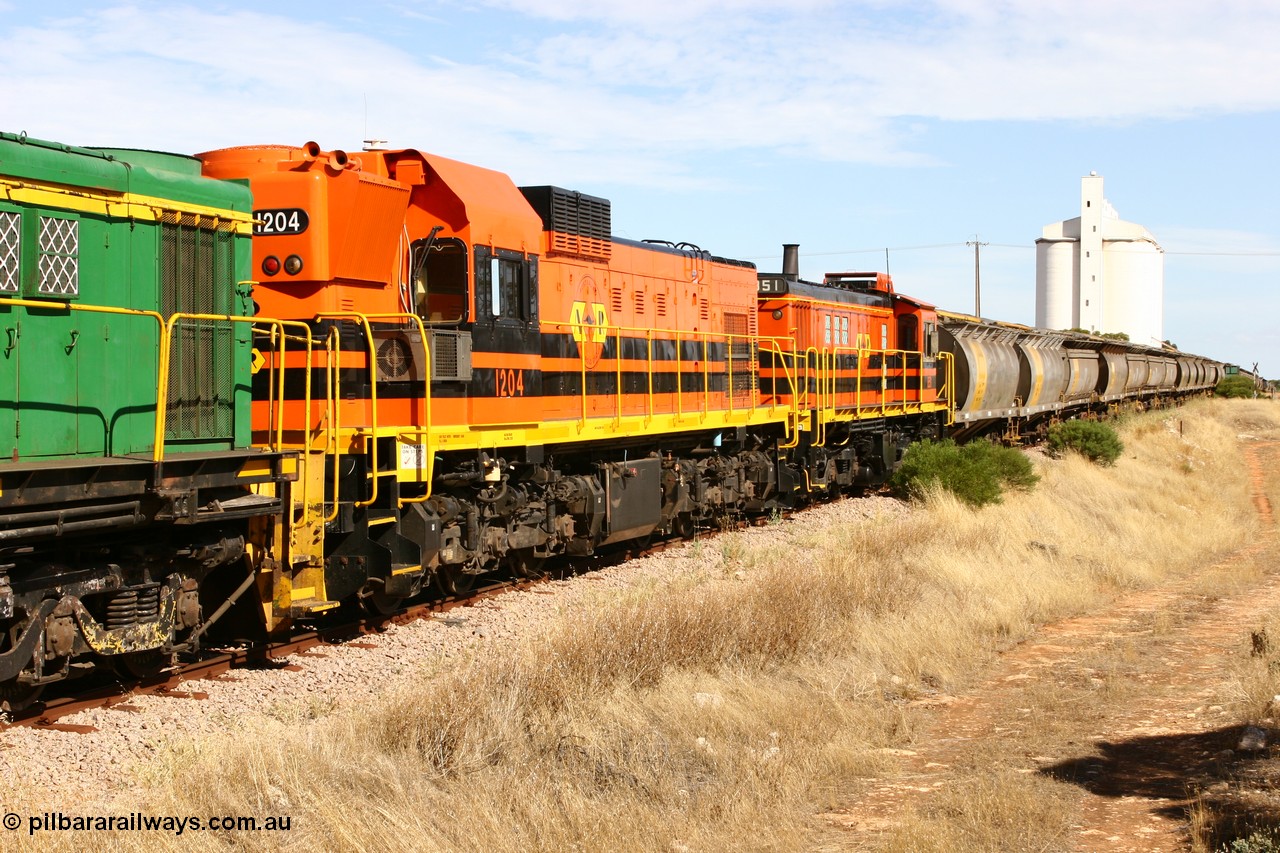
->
[[1033, 174, 1163, 345], [1035, 229, 1079, 330], [1103, 236, 1164, 346]]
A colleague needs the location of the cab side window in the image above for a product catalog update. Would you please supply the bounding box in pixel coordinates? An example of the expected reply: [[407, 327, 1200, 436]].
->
[[411, 236, 468, 324], [475, 246, 537, 324]]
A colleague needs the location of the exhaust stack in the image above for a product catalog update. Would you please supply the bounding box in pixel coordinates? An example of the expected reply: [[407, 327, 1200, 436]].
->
[[782, 244, 799, 280]]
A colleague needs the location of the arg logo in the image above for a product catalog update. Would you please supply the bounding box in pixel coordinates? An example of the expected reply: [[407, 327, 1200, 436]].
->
[[569, 275, 608, 368]]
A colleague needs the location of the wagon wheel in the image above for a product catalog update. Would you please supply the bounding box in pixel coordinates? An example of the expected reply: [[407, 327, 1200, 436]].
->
[[357, 578, 404, 616], [433, 566, 478, 598], [0, 680, 44, 714], [508, 548, 548, 581]]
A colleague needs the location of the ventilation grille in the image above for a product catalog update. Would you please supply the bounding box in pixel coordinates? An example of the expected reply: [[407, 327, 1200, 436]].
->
[[37, 216, 78, 296], [519, 185, 612, 261], [434, 332, 457, 377], [159, 210, 240, 232], [724, 312, 755, 397], [428, 328, 473, 382], [633, 290, 646, 315], [611, 287, 624, 315], [655, 292, 668, 318], [378, 337, 412, 380], [372, 329, 424, 383], [161, 221, 235, 441], [0, 212, 18, 293]]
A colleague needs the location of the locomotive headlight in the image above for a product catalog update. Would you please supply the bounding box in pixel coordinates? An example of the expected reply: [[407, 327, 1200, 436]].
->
[[772, 309, 784, 320], [261, 255, 281, 276], [284, 254, 304, 275]]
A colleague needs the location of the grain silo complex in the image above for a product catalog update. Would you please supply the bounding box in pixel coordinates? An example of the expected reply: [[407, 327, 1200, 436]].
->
[[1035, 173, 1164, 346]]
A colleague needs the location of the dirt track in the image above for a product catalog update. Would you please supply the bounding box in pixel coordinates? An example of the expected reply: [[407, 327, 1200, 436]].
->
[[824, 440, 1280, 852]]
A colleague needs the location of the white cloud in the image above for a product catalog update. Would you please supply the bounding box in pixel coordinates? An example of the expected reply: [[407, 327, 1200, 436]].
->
[[3, 1, 1279, 179]]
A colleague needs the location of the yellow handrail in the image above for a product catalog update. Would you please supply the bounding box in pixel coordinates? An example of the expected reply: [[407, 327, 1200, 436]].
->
[[760, 339, 801, 449], [579, 330, 589, 432], [0, 296, 168, 457], [159, 312, 299, 462], [675, 331, 684, 423], [939, 351, 956, 426], [314, 312, 379, 507], [615, 325, 624, 428], [358, 312, 434, 509], [701, 338, 710, 421], [323, 328, 342, 523], [645, 329, 655, 427], [255, 319, 319, 530]]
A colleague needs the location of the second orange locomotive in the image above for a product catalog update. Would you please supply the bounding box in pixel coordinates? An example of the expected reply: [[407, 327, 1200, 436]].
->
[[199, 142, 951, 630]]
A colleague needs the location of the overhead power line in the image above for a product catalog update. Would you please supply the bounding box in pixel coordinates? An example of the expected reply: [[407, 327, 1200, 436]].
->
[[747, 243, 1280, 261]]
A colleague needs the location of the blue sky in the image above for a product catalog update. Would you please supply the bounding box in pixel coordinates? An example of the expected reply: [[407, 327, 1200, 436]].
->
[[3, 0, 1277, 375]]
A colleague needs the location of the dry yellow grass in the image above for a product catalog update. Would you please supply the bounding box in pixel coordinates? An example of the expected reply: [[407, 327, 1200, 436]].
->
[[4, 397, 1275, 852]]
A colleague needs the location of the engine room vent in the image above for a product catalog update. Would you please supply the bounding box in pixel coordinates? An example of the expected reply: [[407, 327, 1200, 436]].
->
[[519, 185, 612, 261]]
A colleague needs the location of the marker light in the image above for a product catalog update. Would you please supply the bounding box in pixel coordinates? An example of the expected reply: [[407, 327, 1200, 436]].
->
[[262, 256, 281, 276], [284, 254, 304, 275]]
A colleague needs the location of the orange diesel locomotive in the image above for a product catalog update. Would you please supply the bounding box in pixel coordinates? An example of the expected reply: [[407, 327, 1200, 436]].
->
[[198, 143, 952, 630]]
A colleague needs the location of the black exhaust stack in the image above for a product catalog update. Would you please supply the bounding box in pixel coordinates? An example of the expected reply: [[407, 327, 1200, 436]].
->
[[782, 244, 799, 280]]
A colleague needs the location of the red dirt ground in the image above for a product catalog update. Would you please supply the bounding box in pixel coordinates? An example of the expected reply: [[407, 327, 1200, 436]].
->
[[822, 440, 1280, 852]]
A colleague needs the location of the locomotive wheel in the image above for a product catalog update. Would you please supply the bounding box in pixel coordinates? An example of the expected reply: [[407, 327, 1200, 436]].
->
[[433, 567, 477, 598], [114, 650, 171, 680], [0, 681, 44, 714], [357, 579, 404, 616], [674, 513, 697, 540], [508, 548, 548, 580]]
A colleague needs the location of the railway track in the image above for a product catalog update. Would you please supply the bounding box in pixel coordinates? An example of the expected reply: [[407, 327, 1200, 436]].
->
[[0, 576, 543, 731], [0, 495, 804, 733], [0, 522, 717, 731]]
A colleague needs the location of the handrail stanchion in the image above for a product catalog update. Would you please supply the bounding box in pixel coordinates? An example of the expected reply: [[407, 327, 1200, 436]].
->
[[314, 312, 379, 507]]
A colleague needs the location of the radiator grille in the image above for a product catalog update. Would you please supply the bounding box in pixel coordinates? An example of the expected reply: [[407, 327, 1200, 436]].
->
[[161, 218, 235, 440]]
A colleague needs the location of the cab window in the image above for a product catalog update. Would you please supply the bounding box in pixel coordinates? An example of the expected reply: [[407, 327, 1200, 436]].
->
[[411, 236, 468, 324], [475, 246, 536, 323]]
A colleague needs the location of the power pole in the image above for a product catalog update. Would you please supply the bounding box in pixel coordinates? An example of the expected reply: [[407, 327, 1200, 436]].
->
[[966, 237, 988, 317]]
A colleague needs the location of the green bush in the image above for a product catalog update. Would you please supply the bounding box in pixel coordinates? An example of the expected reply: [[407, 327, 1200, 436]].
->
[[1217, 375, 1258, 399], [1046, 420, 1123, 466], [1224, 830, 1280, 853], [890, 438, 1039, 508]]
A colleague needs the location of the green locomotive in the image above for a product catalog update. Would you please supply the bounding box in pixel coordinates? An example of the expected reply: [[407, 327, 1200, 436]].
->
[[0, 133, 293, 711]]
